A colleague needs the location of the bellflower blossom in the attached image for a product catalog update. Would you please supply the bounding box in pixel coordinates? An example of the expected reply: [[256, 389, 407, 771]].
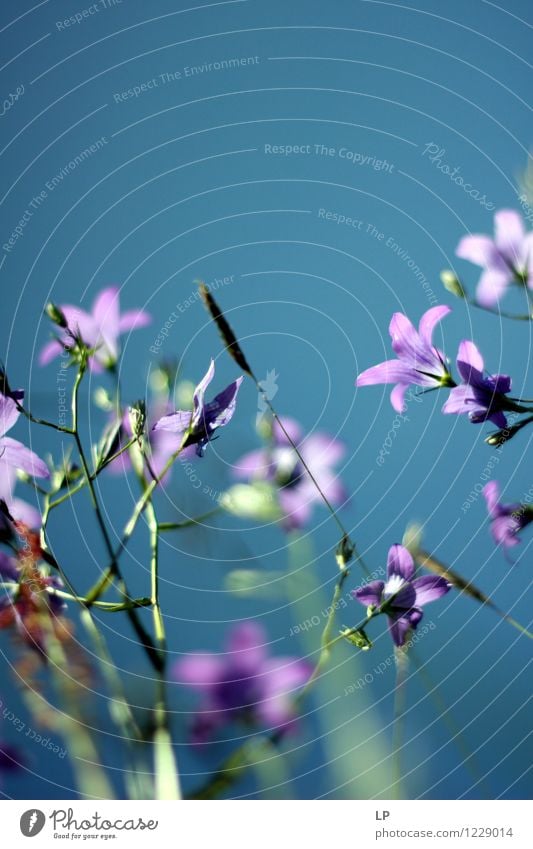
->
[[39, 286, 151, 371], [456, 210, 533, 306], [0, 392, 49, 483], [483, 481, 533, 553], [233, 417, 346, 529], [352, 544, 451, 647], [152, 360, 243, 459], [172, 621, 311, 742], [442, 341, 514, 428], [356, 306, 453, 412]]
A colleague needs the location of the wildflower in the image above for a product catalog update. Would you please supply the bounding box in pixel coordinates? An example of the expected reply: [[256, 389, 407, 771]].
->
[[172, 621, 311, 742], [442, 341, 514, 428], [456, 209, 533, 306], [356, 306, 453, 412], [233, 417, 346, 529], [483, 481, 533, 553], [152, 360, 243, 458], [352, 544, 451, 647], [39, 286, 151, 371]]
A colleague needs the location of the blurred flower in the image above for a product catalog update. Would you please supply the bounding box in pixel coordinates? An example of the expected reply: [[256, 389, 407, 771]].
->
[[483, 481, 533, 554], [356, 306, 453, 412], [0, 542, 65, 653], [39, 286, 151, 371], [109, 398, 180, 482], [442, 341, 513, 428], [233, 417, 346, 529], [152, 360, 243, 459], [172, 621, 311, 742], [352, 544, 451, 647], [456, 209, 533, 306], [0, 392, 49, 482]]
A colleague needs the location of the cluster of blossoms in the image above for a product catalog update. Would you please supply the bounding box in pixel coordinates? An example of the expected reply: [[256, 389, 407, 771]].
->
[[356, 304, 526, 430], [0, 253, 525, 789]]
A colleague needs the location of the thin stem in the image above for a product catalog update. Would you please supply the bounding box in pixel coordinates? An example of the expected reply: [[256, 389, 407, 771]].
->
[[158, 507, 222, 531]]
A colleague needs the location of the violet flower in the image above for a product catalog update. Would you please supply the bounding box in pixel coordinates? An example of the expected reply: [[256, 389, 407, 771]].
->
[[233, 417, 346, 529], [152, 360, 243, 458], [0, 393, 49, 483], [352, 544, 451, 647], [483, 481, 533, 553], [442, 341, 515, 428], [172, 621, 311, 742], [456, 210, 533, 306], [356, 306, 453, 412], [39, 286, 151, 372]]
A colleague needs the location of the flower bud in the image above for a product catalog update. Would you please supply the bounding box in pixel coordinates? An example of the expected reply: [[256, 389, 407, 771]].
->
[[128, 401, 146, 440], [341, 627, 372, 650], [440, 270, 465, 298], [45, 302, 68, 328]]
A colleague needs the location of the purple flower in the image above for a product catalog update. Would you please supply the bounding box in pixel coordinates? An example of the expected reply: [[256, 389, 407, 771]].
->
[[352, 544, 451, 647], [172, 621, 311, 742], [442, 341, 513, 428], [0, 393, 49, 484], [233, 417, 346, 529], [152, 360, 243, 458], [39, 286, 151, 372], [483, 481, 533, 554], [356, 306, 453, 412], [456, 210, 533, 306]]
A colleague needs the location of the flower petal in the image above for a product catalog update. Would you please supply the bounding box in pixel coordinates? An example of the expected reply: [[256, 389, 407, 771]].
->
[[387, 543, 415, 581], [352, 581, 385, 608], [152, 410, 192, 434], [356, 360, 418, 387], [192, 360, 215, 424], [118, 309, 151, 332], [0, 394, 20, 438], [456, 340, 484, 384], [494, 209, 525, 267], [476, 268, 511, 307], [390, 382, 409, 413], [483, 481, 501, 518], [412, 575, 451, 605], [456, 234, 500, 268], [387, 614, 412, 647], [0, 437, 49, 479], [442, 385, 475, 415], [202, 377, 243, 431], [418, 305, 451, 347], [226, 621, 267, 671], [172, 654, 224, 688], [39, 339, 64, 366], [272, 417, 302, 446]]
